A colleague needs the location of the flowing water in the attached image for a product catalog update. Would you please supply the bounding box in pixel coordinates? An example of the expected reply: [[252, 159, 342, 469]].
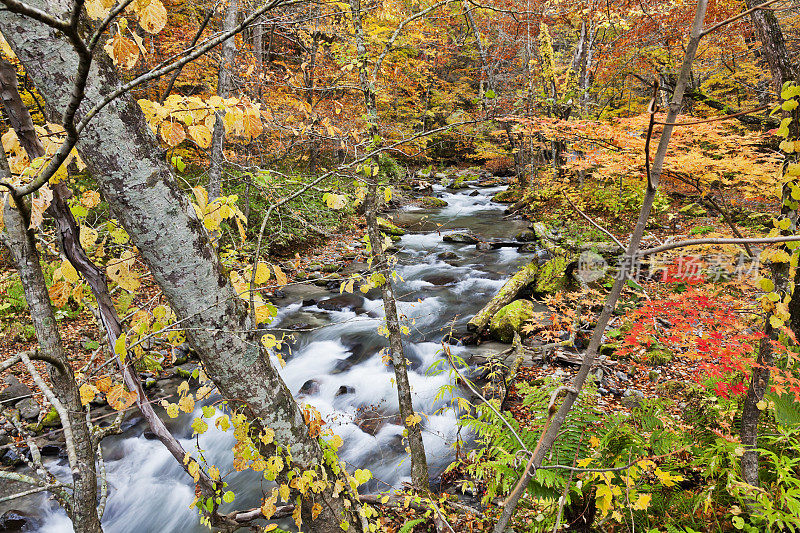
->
[[24, 184, 537, 532]]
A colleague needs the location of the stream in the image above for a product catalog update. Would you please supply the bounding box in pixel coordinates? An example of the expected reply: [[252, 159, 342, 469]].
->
[[22, 184, 539, 532]]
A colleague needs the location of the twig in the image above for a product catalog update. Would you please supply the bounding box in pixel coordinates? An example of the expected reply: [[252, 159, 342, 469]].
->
[[562, 192, 624, 250], [18, 352, 79, 473]]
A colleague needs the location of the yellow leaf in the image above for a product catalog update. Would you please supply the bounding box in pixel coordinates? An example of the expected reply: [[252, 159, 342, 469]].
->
[[633, 493, 652, 510], [192, 186, 208, 212], [79, 226, 98, 249], [273, 264, 287, 286], [160, 121, 186, 147], [107, 383, 138, 411], [29, 185, 53, 229], [253, 262, 271, 284], [48, 281, 70, 307], [178, 394, 195, 413], [589, 435, 600, 448], [104, 30, 139, 69], [79, 384, 98, 406], [138, 0, 167, 34], [405, 413, 422, 427], [96, 376, 113, 393], [61, 260, 79, 284], [279, 483, 290, 502], [188, 124, 212, 148]]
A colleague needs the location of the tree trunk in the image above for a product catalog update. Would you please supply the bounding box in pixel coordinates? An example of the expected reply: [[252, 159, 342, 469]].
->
[[1, 164, 101, 532], [208, 0, 238, 200], [348, 0, 429, 490], [0, 52, 217, 496], [0, 5, 356, 531], [364, 182, 430, 490], [493, 1, 708, 528], [739, 0, 800, 487]]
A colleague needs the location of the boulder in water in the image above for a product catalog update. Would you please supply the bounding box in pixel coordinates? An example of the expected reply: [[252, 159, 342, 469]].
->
[[335, 385, 355, 397], [420, 196, 448, 208], [492, 188, 521, 203], [443, 232, 479, 244], [0, 510, 39, 532], [490, 299, 538, 343], [299, 380, 320, 396], [422, 273, 457, 286], [318, 293, 365, 313], [515, 229, 537, 242]]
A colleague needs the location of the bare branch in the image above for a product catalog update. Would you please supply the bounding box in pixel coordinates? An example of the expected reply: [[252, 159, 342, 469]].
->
[[19, 352, 79, 472]]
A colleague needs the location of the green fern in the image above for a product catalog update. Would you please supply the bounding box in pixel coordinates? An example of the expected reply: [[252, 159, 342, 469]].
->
[[458, 376, 600, 504], [767, 392, 800, 428]]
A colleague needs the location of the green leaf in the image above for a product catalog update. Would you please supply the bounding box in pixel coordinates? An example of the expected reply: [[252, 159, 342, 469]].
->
[[485, 89, 496, 99], [222, 490, 235, 503], [202, 405, 215, 418]]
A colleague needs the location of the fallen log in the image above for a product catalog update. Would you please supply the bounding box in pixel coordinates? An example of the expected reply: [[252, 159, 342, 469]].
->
[[467, 262, 539, 332]]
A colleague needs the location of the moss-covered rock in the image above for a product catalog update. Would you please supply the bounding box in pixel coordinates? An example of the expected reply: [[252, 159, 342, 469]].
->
[[492, 188, 521, 203], [490, 299, 537, 343], [41, 406, 61, 428], [421, 196, 448, 208], [377, 217, 405, 236], [450, 176, 468, 189], [679, 203, 707, 217], [535, 255, 568, 293], [646, 346, 673, 365]]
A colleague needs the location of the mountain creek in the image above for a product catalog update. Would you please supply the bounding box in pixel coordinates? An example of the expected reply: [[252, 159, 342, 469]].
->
[[6, 183, 558, 532]]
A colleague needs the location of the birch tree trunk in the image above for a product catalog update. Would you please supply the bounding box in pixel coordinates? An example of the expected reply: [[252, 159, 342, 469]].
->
[[0, 3, 356, 531], [0, 55, 216, 496]]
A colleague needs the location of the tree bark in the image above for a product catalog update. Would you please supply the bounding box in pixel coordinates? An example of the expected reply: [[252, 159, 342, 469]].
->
[[1, 169, 101, 532], [0, 4, 356, 531], [208, 0, 239, 200], [364, 182, 430, 490]]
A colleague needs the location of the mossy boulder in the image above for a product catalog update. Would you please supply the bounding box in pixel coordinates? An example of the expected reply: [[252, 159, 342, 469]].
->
[[377, 217, 405, 236], [492, 188, 521, 203], [41, 406, 61, 428], [421, 196, 448, 208], [646, 346, 673, 365], [490, 299, 537, 343], [535, 255, 568, 293], [450, 176, 468, 189], [679, 203, 707, 217]]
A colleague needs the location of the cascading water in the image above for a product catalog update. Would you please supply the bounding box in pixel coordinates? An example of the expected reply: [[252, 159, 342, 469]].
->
[[23, 184, 536, 532]]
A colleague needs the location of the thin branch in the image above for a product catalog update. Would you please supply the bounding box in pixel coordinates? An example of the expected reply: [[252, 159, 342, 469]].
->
[[19, 352, 79, 473], [701, 0, 784, 36], [639, 235, 800, 256], [442, 344, 529, 453], [0, 483, 64, 504], [562, 192, 624, 250]]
